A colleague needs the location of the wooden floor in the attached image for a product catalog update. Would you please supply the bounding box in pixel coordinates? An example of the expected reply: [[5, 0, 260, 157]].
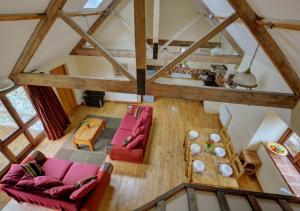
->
[[0, 98, 262, 211]]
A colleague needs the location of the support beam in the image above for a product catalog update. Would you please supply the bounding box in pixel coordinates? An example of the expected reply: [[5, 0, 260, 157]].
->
[[0, 11, 103, 21], [147, 39, 219, 48], [134, 0, 146, 95], [256, 19, 300, 32], [193, 0, 244, 56], [228, 0, 300, 96], [9, 0, 67, 77], [187, 187, 199, 211], [12, 73, 299, 109], [146, 83, 298, 109], [147, 13, 239, 83], [70, 0, 121, 54], [12, 73, 137, 93], [71, 48, 243, 64], [59, 11, 136, 81], [153, 0, 160, 59]]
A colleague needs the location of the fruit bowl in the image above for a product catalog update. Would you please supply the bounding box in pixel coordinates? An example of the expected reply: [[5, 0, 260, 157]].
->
[[267, 142, 288, 156]]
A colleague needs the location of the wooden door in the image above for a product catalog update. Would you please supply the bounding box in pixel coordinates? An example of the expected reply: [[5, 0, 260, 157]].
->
[[50, 65, 77, 114]]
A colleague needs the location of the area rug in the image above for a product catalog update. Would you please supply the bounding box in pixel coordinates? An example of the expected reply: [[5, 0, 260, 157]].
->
[[55, 115, 121, 166]]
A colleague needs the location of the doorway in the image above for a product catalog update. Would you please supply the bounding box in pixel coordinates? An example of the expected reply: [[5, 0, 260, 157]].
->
[[50, 65, 77, 115]]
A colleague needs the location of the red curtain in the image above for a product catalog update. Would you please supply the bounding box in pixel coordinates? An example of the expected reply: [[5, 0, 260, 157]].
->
[[26, 85, 70, 140]]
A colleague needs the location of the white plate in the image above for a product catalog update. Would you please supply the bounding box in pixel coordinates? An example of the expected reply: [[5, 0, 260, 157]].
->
[[189, 130, 199, 140], [214, 147, 226, 157], [193, 160, 205, 173], [190, 143, 201, 154], [210, 133, 221, 143], [219, 164, 233, 177]]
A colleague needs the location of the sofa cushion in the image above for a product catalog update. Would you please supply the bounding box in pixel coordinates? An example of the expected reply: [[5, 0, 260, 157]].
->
[[0, 164, 24, 185], [34, 176, 63, 189], [112, 128, 132, 146], [15, 175, 35, 189], [21, 160, 44, 177], [127, 134, 145, 149], [132, 125, 144, 137], [42, 158, 72, 180], [62, 162, 99, 185], [140, 110, 149, 121], [119, 114, 137, 130], [69, 179, 99, 200], [132, 118, 145, 133], [44, 185, 76, 198]]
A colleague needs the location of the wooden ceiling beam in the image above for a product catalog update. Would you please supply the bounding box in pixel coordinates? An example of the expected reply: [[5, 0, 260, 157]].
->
[[146, 83, 298, 109], [71, 48, 243, 64], [70, 0, 121, 54], [12, 73, 298, 108], [228, 0, 300, 96], [147, 39, 219, 48], [147, 13, 239, 83], [256, 19, 300, 32], [0, 11, 103, 21], [134, 0, 147, 94], [12, 73, 137, 93], [9, 0, 67, 78], [152, 0, 160, 59], [59, 11, 136, 81]]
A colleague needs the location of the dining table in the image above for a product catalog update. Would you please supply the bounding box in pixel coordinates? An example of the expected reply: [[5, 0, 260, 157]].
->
[[184, 127, 239, 189]]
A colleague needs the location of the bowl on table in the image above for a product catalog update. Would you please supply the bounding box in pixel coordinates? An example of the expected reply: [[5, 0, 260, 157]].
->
[[214, 147, 226, 158], [267, 142, 288, 156], [190, 143, 201, 154], [210, 133, 221, 143], [193, 160, 205, 173], [219, 163, 233, 177], [189, 130, 199, 140]]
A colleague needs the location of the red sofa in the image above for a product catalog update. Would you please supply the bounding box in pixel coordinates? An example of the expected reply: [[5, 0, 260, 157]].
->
[[0, 150, 113, 211], [106, 105, 153, 163]]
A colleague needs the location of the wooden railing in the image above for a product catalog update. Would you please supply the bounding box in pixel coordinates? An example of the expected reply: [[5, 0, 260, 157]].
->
[[135, 183, 300, 211]]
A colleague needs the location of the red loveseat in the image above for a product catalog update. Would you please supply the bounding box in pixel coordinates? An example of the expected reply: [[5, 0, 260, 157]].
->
[[106, 105, 153, 163], [0, 150, 113, 211]]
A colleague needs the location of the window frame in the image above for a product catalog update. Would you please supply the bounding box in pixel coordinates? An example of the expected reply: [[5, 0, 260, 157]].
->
[[0, 86, 45, 176]]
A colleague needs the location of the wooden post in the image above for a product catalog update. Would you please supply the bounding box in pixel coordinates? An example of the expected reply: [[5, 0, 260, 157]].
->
[[134, 0, 147, 95], [153, 0, 160, 59]]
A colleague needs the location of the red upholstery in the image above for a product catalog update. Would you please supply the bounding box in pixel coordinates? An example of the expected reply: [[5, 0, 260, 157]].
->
[[107, 106, 153, 163], [42, 158, 72, 180], [0, 150, 113, 211]]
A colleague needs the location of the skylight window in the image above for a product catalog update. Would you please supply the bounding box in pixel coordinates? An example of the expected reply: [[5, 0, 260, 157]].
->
[[83, 0, 103, 9]]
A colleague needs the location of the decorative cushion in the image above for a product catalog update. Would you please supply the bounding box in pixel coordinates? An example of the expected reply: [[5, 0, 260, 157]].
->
[[132, 118, 144, 133], [21, 160, 44, 177], [133, 107, 143, 118], [140, 110, 149, 120], [69, 179, 99, 200], [122, 135, 134, 146], [44, 185, 77, 198], [127, 134, 145, 149], [34, 176, 63, 189], [75, 176, 97, 188], [0, 164, 24, 185], [15, 175, 35, 189], [131, 126, 144, 137]]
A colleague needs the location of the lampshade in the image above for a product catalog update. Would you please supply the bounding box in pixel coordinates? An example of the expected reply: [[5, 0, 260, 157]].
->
[[0, 77, 14, 92], [233, 68, 257, 88], [210, 46, 224, 56]]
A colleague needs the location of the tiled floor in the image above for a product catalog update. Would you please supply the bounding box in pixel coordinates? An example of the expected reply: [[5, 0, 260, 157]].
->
[[272, 155, 300, 196]]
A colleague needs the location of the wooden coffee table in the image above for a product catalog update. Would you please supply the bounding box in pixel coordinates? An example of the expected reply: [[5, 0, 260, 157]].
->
[[73, 118, 106, 151]]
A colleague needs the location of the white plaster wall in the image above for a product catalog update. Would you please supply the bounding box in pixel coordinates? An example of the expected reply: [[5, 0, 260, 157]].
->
[[291, 101, 300, 135], [248, 111, 289, 150]]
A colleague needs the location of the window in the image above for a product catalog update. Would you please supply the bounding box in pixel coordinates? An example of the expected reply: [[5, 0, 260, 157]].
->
[[0, 100, 19, 141], [0, 86, 45, 176], [6, 87, 37, 123], [279, 129, 300, 171], [83, 0, 103, 9]]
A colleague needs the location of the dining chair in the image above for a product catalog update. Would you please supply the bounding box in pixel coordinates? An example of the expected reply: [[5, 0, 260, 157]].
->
[[220, 127, 230, 145], [225, 142, 236, 161], [230, 154, 245, 179]]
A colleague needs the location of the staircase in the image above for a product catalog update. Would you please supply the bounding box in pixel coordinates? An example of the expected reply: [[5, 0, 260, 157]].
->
[[135, 183, 300, 211]]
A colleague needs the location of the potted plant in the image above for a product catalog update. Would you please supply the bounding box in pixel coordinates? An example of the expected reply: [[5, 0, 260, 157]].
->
[[205, 139, 215, 153]]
